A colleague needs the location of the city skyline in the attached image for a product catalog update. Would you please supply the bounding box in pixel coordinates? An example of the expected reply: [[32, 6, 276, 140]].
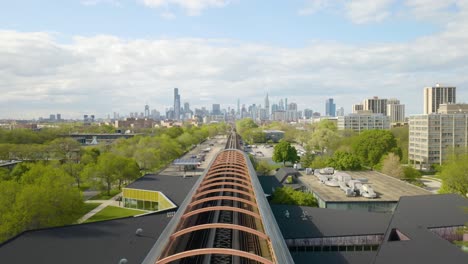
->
[[1, 1, 468, 118]]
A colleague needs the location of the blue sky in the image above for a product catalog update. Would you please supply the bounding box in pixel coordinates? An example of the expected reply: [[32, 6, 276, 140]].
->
[[0, 0, 467, 118]]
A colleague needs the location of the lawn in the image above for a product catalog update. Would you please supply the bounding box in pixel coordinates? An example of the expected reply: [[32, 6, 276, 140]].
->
[[89, 189, 121, 200], [84, 206, 146, 223]]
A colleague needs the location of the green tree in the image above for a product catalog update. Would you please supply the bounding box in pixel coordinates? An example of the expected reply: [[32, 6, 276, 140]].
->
[[48, 137, 81, 162], [381, 153, 404, 178], [353, 130, 400, 169], [256, 160, 274, 175], [272, 141, 299, 166], [438, 153, 468, 196], [310, 155, 329, 169], [391, 126, 409, 164], [403, 166, 422, 181], [0, 167, 11, 181], [327, 151, 361, 170], [271, 187, 317, 207]]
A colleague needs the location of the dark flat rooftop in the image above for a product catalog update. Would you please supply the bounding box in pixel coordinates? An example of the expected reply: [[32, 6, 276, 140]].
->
[[0, 212, 173, 264], [292, 251, 377, 264], [271, 205, 391, 239], [374, 194, 468, 264], [125, 174, 200, 206]]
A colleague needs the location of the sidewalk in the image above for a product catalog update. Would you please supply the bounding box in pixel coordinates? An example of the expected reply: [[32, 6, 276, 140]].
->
[[77, 192, 122, 223]]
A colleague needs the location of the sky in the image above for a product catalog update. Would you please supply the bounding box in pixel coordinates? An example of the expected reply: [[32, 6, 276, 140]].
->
[[1, 0, 468, 119]]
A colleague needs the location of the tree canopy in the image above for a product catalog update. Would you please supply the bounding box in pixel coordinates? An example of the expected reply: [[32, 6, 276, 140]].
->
[[353, 130, 400, 168], [272, 141, 299, 166], [438, 153, 468, 196]]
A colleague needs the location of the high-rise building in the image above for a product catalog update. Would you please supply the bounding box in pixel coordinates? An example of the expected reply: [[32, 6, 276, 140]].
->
[[237, 99, 240, 115], [265, 93, 270, 117], [386, 99, 405, 123], [286, 103, 298, 122], [336, 107, 344, 117], [285, 98, 288, 111], [56, 114, 61, 121], [304, 109, 313, 119], [363, 96, 387, 115], [352, 104, 364, 113], [144, 104, 150, 118], [409, 107, 468, 169], [325, 98, 336, 117], [174, 88, 181, 120], [338, 112, 390, 132], [49, 114, 56, 121], [423, 84, 456, 114], [212, 104, 221, 115]]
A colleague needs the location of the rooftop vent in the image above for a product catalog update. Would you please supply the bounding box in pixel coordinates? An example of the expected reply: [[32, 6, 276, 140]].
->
[[135, 228, 143, 236], [285, 210, 290, 218], [119, 259, 128, 264]]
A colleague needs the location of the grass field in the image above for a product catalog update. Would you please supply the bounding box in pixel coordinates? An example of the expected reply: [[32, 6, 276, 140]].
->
[[84, 206, 146, 223]]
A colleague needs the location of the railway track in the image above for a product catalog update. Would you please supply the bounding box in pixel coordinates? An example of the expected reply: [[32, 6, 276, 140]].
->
[[155, 131, 275, 264]]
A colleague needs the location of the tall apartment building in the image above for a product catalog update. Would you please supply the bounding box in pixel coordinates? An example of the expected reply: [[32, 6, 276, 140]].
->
[[423, 84, 456, 114], [337, 111, 390, 132], [352, 104, 364, 113], [363, 96, 387, 115], [325, 98, 336, 117], [173, 88, 181, 121], [409, 110, 468, 169], [387, 99, 405, 123]]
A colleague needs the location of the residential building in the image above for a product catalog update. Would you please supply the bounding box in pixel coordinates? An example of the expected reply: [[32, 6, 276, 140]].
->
[[325, 98, 336, 117], [437, 103, 468, 114], [337, 112, 390, 132], [363, 96, 387, 115], [424, 84, 456, 114], [352, 104, 364, 113], [409, 111, 468, 169], [386, 99, 405, 123]]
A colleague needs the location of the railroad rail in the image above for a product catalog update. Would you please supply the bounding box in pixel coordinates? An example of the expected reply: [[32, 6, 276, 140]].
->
[[142, 131, 294, 264]]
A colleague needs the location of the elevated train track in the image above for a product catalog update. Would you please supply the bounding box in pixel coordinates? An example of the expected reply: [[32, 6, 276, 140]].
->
[[143, 131, 293, 264]]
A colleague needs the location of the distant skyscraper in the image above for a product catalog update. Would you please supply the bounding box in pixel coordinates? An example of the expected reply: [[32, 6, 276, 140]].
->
[[325, 98, 336, 117], [49, 114, 56, 121], [56, 114, 61, 121], [237, 99, 240, 115], [184, 102, 191, 113], [285, 98, 288, 111], [174, 88, 181, 120], [304, 109, 313, 119], [279, 99, 284, 110], [336, 107, 344, 117], [265, 93, 270, 116], [363, 96, 387, 115], [424, 84, 456, 114], [144, 104, 150, 118], [212, 104, 221, 115]]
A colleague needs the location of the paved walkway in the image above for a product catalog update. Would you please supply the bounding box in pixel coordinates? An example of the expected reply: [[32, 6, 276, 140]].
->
[[421, 176, 442, 194], [77, 192, 122, 223]]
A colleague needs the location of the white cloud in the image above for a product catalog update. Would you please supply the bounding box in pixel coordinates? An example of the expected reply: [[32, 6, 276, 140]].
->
[[298, 0, 335, 16], [2, 5, 468, 119], [345, 0, 395, 24], [81, 0, 121, 6], [141, 0, 230, 16]]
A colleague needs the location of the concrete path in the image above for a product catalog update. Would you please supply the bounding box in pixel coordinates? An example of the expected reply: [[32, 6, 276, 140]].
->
[[421, 176, 442, 194], [77, 192, 122, 223]]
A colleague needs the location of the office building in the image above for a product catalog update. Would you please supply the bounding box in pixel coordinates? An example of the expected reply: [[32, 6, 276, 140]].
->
[[56, 114, 61, 121], [337, 112, 390, 132], [174, 88, 181, 121], [265, 93, 270, 118], [424, 84, 456, 114], [212, 104, 221, 115], [325, 98, 336, 117], [286, 103, 298, 122], [386, 99, 405, 123], [144, 104, 150, 118], [409, 105, 468, 169], [363, 96, 387, 115], [304, 109, 313, 119]]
